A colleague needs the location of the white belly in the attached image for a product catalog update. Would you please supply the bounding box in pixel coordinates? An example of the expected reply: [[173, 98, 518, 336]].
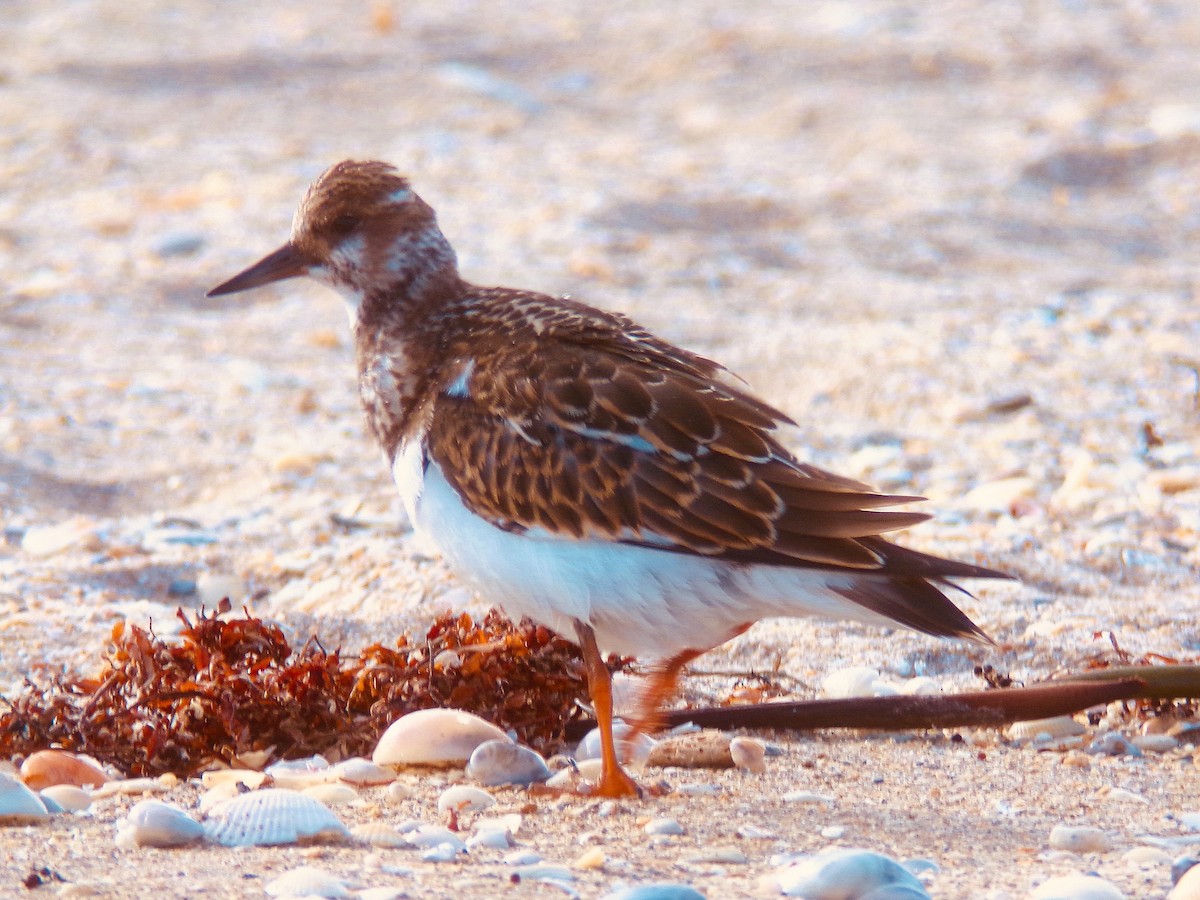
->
[[393, 443, 894, 659]]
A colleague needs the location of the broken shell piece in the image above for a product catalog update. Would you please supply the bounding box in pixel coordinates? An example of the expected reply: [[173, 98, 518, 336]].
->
[[0, 773, 50, 824], [1007, 716, 1087, 742], [373, 709, 510, 768], [203, 788, 350, 847], [265, 866, 351, 899], [437, 785, 495, 815], [200, 769, 269, 791], [329, 757, 394, 786], [575, 722, 657, 769], [20, 750, 108, 791], [116, 799, 205, 848]]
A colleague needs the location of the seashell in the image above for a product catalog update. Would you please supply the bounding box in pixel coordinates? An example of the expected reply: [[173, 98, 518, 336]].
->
[[820, 667, 885, 699], [601, 883, 707, 899], [199, 782, 242, 813], [513, 865, 574, 886], [504, 850, 543, 866], [776, 848, 928, 898], [265, 755, 332, 789], [421, 843, 464, 863], [1122, 846, 1169, 867], [20, 750, 108, 791], [466, 740, 551, 786], [200, 769, 269, 790], [203, 788, 350, 847], [115, 800, 204, 848], [783, 790, 835, 805], [573, 847, 605, 869], [730, 737, 767, 774], [1173, 864, 1200, 900], [404, 824, 467, 852], [1087, 732, 1141, 757], [1029, 873, 1125, 899], [40, 785, 91, 813], [0, 772, 50, 824], [576, 722, 657, 768], [373, 708, 509, 768], [385, 781, 413, 804], [21, 518, 98, 557], [264, 866, 350, 899], [473, 813, 523, 836], [1048, 824, 1113, 853], [351, 822, 409, 848], [1007, 716, 1086, 742], [673, 782, 721, 796], [466, 828, 513, 850], [302, 783, 360, 806], [91, 777, 170, 798], [644, 817, 685, 836], [437, 785, 495, 815], [547, 758, 603, 789], [1131, 734, 1178, 753], [688, 848, 749, 865], [329, 757, 394, 786]]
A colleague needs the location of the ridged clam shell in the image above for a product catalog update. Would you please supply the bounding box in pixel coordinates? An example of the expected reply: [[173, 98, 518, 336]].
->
[[0, 772, 50, 824], [351, 822, 409, 848], [373, 708, 510, 767], [203, 788, 350, 847], [1007, 716, 1087, 741]]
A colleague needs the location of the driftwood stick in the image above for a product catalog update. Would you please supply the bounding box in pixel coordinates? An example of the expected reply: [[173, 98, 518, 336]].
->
[[653, 678, 1146, 732]]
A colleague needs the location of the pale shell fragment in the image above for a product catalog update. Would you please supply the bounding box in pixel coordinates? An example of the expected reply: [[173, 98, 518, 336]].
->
[[20, 750, 108, 791], [1172, 864, 1200, 900], [466, 740, 551, 786], [1008, 716, 1087, 742], [644, 817, 685, 836], [1048, 824, 1113, 853], [302, 783, 360, 806], [265, 755, 332, 789], [264, 866, 351, 899], [373, 708, 510, 767], [115, 799, 205, 848], [546, 758, 603, 789], [92, 777, 171, 799], [466, 828, 513, 850], [776, 848, 928, 898], [1029, 873, 1125, 899], [200, 769, 268, 790], [602, 883, 706, 900], [203, 789, 350, 847], [40, 785, 92, 813], [329, 757, 395, 786], [437, 785, 495, 815], [820, 666, 884, 699], [574, 846, 606, 869], [0, 772, 50, 824], [404, 824, 467, 852]]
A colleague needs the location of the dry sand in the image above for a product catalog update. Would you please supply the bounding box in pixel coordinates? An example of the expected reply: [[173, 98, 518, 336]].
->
[[1, 1, 1199, 897]]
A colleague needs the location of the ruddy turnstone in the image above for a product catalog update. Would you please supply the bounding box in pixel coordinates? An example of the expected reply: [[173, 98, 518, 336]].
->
[[209, 159, 1009, 797]]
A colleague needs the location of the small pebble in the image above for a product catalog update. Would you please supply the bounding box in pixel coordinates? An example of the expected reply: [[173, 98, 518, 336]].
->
[[576, 723, 657, 768], [644, 817, 685, 836], [513, 864, 574, 885], [1088, 733, 1141, 757], [600, 884, 706, 900], [153, 232, 206, 258], [821, 825, 847, 839], [784, 790, 835, 805], [730, 737, 767, 774], [115, 799, 204, 849], [776, 848, 929, 898], [1029, 873, 1125, 899], [386, 781, 413, 804], [466, 739, 551, 786], [645, 730, 734, 769], [1048, 824, 1113, 853], [264, 866, 350, 898]]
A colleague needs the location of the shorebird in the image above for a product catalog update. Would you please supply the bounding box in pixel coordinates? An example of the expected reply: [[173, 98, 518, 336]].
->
[[209, 159, 1008, 797]]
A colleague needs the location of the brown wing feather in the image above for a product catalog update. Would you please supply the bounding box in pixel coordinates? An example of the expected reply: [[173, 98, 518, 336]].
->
[[423, 305, 983, 579]]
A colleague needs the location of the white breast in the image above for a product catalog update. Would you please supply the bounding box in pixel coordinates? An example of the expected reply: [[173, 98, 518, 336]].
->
[[392, 452, 888, 659]]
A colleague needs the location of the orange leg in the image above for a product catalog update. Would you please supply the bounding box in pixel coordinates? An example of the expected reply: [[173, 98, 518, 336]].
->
[[574, 620, 641, 798], [629, 623, 753, 736]]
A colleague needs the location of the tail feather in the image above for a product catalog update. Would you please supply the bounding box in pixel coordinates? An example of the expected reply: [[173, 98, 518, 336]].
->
[[829, 574, 994, 643]]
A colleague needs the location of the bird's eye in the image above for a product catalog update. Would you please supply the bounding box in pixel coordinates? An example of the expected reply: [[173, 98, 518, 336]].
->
[[330, 213, 360, 235]]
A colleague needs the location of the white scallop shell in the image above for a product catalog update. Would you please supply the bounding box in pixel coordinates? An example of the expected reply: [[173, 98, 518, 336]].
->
[[373, 708, 510, 767], [0, 772, 50, 824], [203, 788, 350, 847], [115, 799, 205, 848]]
